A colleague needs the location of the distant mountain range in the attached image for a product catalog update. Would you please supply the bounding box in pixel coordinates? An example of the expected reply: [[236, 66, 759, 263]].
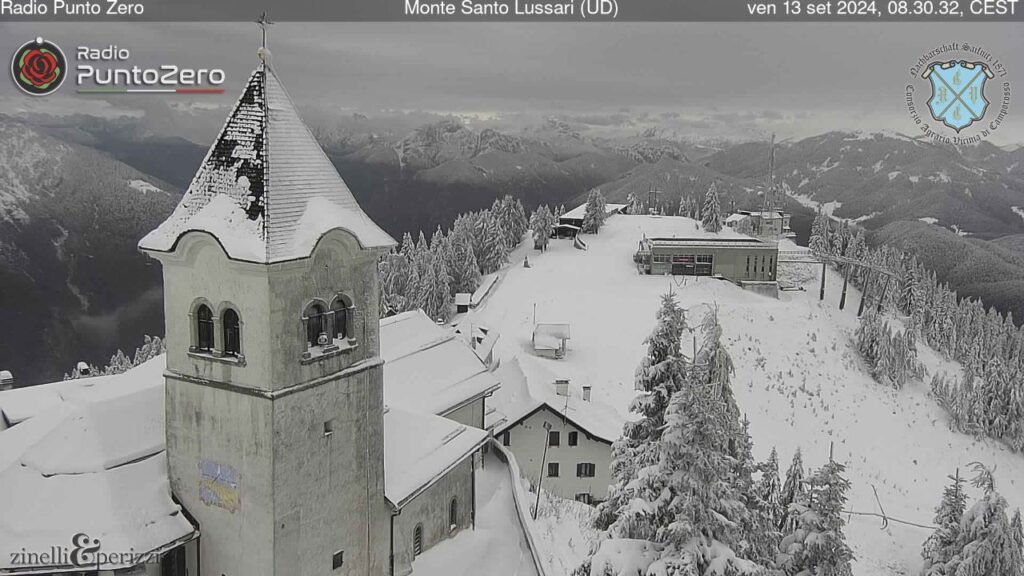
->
[[1, 112, 1021, 385], [0, 115, 179, 385]]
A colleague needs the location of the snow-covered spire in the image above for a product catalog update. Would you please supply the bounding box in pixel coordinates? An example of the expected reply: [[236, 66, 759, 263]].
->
[[139, 59, 395, 263]]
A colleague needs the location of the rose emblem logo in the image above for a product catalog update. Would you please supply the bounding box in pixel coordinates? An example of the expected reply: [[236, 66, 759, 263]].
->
[[11, 38, 67, 96]]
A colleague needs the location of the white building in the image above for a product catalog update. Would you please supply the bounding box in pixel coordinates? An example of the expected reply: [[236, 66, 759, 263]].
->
[[487, 356, 623, 504], [0, 53, 495, 576]]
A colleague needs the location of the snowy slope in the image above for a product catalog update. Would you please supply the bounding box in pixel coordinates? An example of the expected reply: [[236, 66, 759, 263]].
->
[[472, 214, 1024, 575]]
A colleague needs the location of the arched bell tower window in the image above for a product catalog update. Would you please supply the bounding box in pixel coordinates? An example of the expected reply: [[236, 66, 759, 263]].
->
[[196, 305, 214, 352], [331, 295, 353, 341], [305, 302, 328, 348], [223, 309, 241, 356]]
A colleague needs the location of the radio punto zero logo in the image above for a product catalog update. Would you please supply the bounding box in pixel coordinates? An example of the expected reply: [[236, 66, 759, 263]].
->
[[11, 37, 67, 96]]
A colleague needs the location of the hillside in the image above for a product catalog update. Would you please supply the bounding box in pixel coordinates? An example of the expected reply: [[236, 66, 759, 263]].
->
[[0, 118, 179, 385], [468, 214, 1023, 575], [872, 220, 1024, 322], [706, 132, 1024, 237]]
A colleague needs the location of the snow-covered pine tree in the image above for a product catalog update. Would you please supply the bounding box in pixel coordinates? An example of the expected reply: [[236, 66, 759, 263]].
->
[[475, 210, 510, 274], [448, 219, 481, 295], [777, 456, 854, 576], [779, 448, 806, 531], [809, 209, 830, 256], [921, 470, 968, 575], [949, 463, 1024, 576], [597, 292, 688, 534], [655, 368, 761, 575], [529, 205, 554, 252], [755, 448, 784, 537], [581, 190, 608, 234], [701, 183, 723, 233], [677, 195, 687, 217], [698, 306, 736, 412], [423, 227, 453, 321]]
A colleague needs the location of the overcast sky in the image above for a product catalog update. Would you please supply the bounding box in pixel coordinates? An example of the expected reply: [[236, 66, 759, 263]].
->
[[1, 22, 1022, 143]]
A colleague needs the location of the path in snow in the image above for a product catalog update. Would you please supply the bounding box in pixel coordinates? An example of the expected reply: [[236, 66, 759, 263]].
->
[[412, 454, 539, 576]]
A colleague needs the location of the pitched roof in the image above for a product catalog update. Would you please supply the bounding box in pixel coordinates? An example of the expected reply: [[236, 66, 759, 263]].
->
[[488, 356, 623, 444], [380, 310, 501, 416], [139, 62, 395, 263], [0, 359, 196, 573], [383, 407, 488, 509]]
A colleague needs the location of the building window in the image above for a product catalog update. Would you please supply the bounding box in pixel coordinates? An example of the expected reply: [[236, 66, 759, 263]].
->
[[413, 524, 423, 556], [332, 550, 344, 570], [223, 309, 241, 356], [746, 256, 750, 275], [305, 303, 327, 348], [502, 431, 511, 446], [696, 254, 713, 264], [575, 493, 593, 505], [548, 462, 560, 477], [449, 497, 458, 530], [577, 463, 596, 478], [331, 297, 351, 340], [196, 305, 214, 352], [548, 430, 560, 447], [568, 432, 578, 446]]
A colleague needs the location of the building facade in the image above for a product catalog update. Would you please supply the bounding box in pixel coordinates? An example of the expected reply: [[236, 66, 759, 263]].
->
[[634, 236, 779, 283]]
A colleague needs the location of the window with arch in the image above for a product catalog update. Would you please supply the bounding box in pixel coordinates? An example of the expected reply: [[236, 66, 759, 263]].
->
[[223, 308, 241, 356], [413, 524, 423, 557], [449, 497, 458, 530], [331, 296, 351, 340], [196, 305, 214, 352], [305, 302, 327, 348]]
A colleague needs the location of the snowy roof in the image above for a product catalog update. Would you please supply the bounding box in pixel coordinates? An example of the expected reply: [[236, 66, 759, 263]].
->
[[736, 210, 785, 219], [0, 359, 197, 573], [383, 407, 487, 509], [488, 356, 623, 444], [138, 62, 395, 263], [0, 348, 490, 571], [0, 370, 12, 380], [724, 213, 750, 223], [560, 203, 627, 221], [381, 310, 500, 416], [454, 293, 472, 306]]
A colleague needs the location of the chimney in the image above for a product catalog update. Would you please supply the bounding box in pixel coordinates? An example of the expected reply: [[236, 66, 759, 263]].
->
[[0, 370, 12, 391], [582, 385, 592, 402], [554, 378, 569, 397]]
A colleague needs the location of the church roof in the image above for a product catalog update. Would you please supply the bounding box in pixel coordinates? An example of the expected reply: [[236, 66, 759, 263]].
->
[[139, 62, 395, 263], [380, 310, 501, 416], [0, 352, 485, 571]]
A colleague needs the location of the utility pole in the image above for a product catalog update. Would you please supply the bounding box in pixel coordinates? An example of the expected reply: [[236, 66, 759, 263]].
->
[[857, 271, 872, 317], [760, 133, 776, 236], [839, 264, 852, 310], [533, 421, 553, 520], [819, 261, 827, 301]]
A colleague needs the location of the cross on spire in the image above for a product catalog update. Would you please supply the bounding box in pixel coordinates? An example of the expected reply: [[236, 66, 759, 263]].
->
[[256, 11, 274, 50]]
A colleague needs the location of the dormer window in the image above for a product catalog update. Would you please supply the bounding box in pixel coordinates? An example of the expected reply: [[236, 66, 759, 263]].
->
[[196, 305, 214, 352], [223, 309, 241, 357]]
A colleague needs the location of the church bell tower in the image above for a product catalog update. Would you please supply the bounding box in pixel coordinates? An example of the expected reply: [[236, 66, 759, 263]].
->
[[139, 42, 395, 576]]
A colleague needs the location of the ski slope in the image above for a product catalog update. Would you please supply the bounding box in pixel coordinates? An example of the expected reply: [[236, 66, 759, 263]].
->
[[471, 214, 1024, 575]]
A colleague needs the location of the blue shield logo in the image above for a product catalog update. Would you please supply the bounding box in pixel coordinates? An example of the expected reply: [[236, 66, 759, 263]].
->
[[923, 60, 993, 132]]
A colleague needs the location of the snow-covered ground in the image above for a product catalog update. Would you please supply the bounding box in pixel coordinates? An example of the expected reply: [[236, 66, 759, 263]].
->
[[413, 454, 539, 576], [471, 214, 1024, 576]]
